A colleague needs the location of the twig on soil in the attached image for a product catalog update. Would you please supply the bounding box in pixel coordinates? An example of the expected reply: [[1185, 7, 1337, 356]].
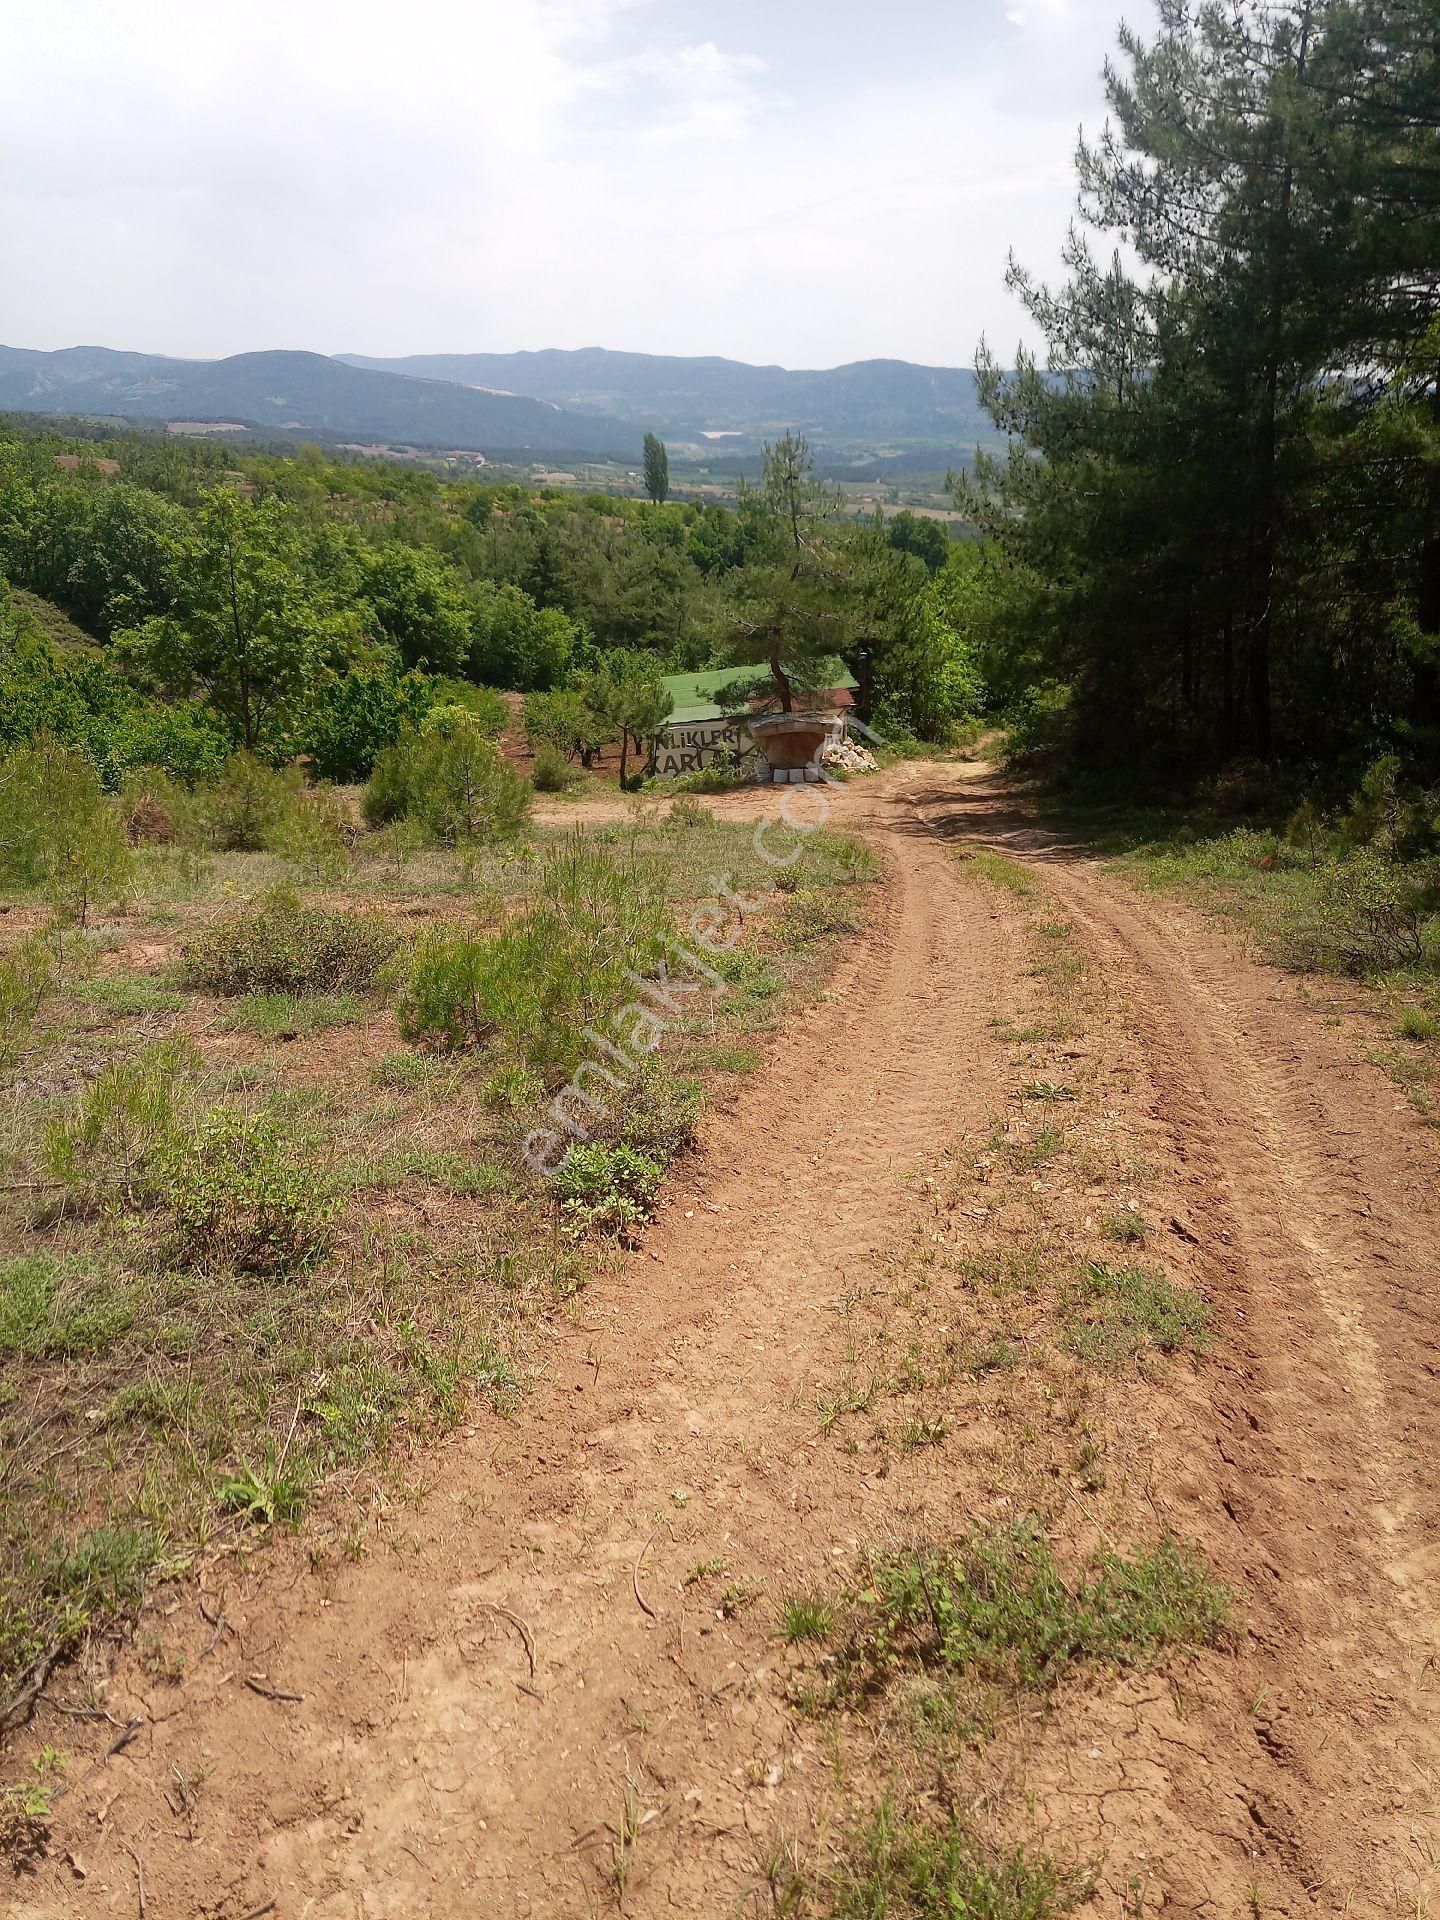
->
[[52, 1717, 144, 1801], [123, 1841, 147, 1916], [235, 1902, 278, 1920], [474, 1601, 536, 1678], [244, 1676, 304, 1703], [198, 1590, 235, 1659], [0, 1646, 61, 1736], [633, 1531, 658, 1620]]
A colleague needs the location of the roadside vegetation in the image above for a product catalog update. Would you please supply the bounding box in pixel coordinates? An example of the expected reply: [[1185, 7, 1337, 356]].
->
[[0, 740, 877, 1733], [1031, 753, 1440, 1119]]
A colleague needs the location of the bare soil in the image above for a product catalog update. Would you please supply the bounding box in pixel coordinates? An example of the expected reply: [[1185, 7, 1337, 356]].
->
[[10, 761, 1438, 1918]]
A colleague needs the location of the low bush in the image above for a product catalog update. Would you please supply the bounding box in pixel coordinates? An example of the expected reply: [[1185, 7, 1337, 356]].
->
[[1267, 846, 1439, 975], [202, 750, 304, 852], [264, 783, 353, 880], [42, 1041, 190, 1211], [182, 888, 396, 996], [362, 709, 531, 842], [553, 1141, 662, 1238], [160, 1108, 338, 1272], [665, 747, 759, 793], [0, 933, 58, 1064], [531, 743, 580, 793], [613, 1059, 704, 1162], [0, 736, 132, 924]]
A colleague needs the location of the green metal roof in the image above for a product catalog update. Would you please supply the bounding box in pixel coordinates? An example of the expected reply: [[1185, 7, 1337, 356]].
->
[[661, 659, 857, 724]]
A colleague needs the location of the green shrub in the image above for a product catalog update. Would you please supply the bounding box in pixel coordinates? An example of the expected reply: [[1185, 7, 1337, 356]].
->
[[429, 679, 509, 736], [264, 783, 353, 880], [201, 750, 303, 851], [523, 686, 606, 765], [43, 1041, 190, 1210], [299, 664, 433, 782], [615, 1060, 704, 1162], [0, 736, 132, 923], [663, 746, 760, 793], [182, 888, 396, 995], [362, 710, 531, 842], [531, 743, 578, 793], [553, 1141, 663, 1238], [0, 932, 57, 1063], [160, 1107, 337, 1272], [1268, 846, 1439, 974]]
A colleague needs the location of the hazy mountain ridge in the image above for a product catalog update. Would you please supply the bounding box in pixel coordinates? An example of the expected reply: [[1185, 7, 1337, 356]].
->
[[338, 346, 989, 444], [0, 347, 642, 456]]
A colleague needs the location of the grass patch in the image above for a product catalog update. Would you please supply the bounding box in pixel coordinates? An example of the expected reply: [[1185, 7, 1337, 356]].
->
[[780, 1593, 836, 1644], [1060, 1259, 1211, 1367], [825, 1803, 1094, 1920], [0, 808, 877, 1717], [775, 888, 867, 948], [66, 973, 187, 1019], [839, 1519, 1229, 1702], [964, 851, 1035, 897], [224, 992, 365, 1040]]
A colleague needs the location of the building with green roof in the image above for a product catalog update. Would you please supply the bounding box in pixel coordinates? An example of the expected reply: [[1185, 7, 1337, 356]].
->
[[652, 657, 858, 778]]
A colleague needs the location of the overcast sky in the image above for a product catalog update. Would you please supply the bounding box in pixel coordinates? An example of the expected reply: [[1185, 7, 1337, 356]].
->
[[3, 0, 1146, 370]]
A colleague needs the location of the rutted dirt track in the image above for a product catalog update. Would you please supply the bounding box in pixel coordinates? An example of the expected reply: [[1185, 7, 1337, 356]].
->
[[14, 762, 1439, 1918]]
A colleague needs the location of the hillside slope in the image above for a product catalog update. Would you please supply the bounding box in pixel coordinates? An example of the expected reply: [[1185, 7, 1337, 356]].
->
[[0, 346, 641, 456], [339, 345, 991, 443]]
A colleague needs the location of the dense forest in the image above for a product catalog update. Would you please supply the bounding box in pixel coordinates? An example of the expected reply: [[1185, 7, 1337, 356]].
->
[[0, 420, 980, 801], [960, 0, 1440, 795]]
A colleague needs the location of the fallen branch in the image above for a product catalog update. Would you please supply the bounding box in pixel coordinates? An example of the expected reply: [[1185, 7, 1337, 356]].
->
[[55, 1719, 144, 1801], [473, 1601, 536, 1679], [0, 1646, 60, 1736], [244, 1676, 304, 1704], [123, 1841, 147, 1916]]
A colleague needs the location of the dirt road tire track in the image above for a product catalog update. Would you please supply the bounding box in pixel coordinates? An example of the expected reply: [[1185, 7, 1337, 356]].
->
[[11, 761, 1438, 1918], [912, 768, 1440, 1915]]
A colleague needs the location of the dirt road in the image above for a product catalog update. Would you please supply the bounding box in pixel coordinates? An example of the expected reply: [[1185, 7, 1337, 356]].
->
[[14, 762, 1438, 1918]]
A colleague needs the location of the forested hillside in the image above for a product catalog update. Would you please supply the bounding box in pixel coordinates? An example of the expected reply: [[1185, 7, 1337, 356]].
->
[[959, 0, 1439, 792], [0, 348, 639, 456], [0, 422, 980, 794]]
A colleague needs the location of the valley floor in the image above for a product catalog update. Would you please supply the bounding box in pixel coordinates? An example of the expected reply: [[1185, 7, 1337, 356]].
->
[[10, 761, 1438, 1919]]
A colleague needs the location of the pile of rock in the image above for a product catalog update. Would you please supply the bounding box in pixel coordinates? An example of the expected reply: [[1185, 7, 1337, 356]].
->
[[820, 736, 880, 773]]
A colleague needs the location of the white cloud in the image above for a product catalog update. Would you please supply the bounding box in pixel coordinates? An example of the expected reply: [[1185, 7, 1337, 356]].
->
[[0, 0, 1148, 366]]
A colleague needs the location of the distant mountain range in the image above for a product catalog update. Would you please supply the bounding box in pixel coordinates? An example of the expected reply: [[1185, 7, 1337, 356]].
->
[[0, 343, 993, 467], [0, 347, 638, 457], [339, 348, 991, 450]]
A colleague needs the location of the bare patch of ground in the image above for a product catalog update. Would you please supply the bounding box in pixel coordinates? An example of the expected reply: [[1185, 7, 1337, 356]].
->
[[8, 763, 1437, 1919]]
